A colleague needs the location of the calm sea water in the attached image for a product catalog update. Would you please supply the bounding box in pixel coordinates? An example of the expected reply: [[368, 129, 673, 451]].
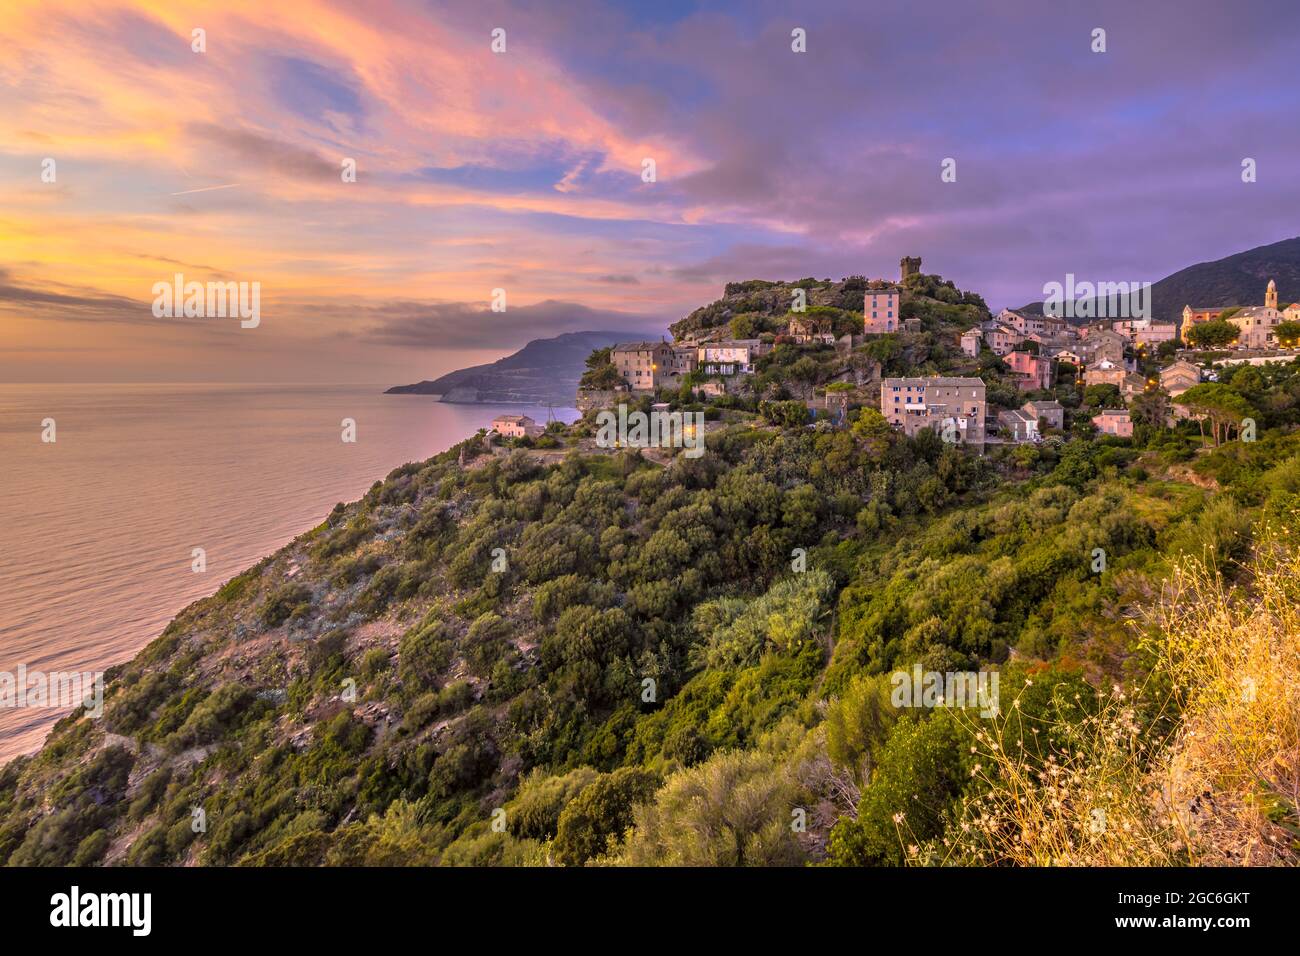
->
[[0, 383, 577, 763]]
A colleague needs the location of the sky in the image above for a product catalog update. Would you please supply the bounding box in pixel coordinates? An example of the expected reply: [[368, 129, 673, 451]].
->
[[1, 0, 1297, 383]]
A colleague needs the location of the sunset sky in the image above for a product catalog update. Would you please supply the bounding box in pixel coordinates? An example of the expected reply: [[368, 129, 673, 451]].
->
[[2, 0, 1297, 383]]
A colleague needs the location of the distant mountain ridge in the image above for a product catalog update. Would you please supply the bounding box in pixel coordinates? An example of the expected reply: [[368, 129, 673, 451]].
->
[[386, 330, 657, 405], [1018, 235, 1300, 323]]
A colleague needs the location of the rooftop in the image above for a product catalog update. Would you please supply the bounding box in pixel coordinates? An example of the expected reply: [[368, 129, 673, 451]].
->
[[612, 341, 670, 353], [882, 376, 985, 387]]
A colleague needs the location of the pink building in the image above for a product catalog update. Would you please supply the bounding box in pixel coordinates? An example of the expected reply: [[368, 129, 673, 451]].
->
[[1091, 409, 1133, 438], [1005, 350, 1054, 391], [492, 414, 543, 438], [863, 287, 901, 333]]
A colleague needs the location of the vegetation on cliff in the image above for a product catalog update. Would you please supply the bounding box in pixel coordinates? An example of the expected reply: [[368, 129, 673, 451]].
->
[[3, 282, 1299, 868]]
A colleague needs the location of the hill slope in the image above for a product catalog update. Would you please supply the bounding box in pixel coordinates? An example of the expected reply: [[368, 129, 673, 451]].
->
[[387, 330, 652, 405], [1019, 235, 1300, 323], [3, 276, 1298, 870]]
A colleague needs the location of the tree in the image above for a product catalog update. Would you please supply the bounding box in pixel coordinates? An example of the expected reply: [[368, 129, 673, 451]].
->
[[1274, 321, 1300, 347], [1176, 383, 1255, 446], [1129, 389, 1169, 428], [826, 710, 971, 866], [553, 767, 660, 865], [579, 347, 623, 389], [825, 674, 897, 782], [1185, 320, 1239, 349], [758, 399, 810, 429], [619, 750, 806, 866], [1053, 441, 1097, 489], [1082, 383, 1121, 408], [851, 408, 894, 457]]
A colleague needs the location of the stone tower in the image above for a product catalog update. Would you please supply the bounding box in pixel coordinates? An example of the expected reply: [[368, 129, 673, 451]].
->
[[1266, 278, 1278, 310], [900, 256, 922, 281]]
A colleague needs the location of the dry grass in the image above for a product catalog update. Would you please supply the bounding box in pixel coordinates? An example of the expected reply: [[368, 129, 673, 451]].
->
[[934, 523, 1300, 866]]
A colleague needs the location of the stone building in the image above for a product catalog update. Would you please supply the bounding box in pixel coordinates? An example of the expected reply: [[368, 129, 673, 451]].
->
[[613, 341, 675, 392], [880, 376, 986, 449]]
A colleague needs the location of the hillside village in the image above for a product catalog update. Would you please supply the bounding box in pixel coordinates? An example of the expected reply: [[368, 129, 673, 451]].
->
[[566, 258, 1300, 459], [7, 255, 1299, 872]]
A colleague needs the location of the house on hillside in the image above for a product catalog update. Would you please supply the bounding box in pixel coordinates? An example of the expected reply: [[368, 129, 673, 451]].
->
[[1159, 360, 1201, 398], [880, 376, 986, 449], [1023, 399, 1064, 430], [1051, 348, 1084, 367], [698, 339, 764, 375], [1120, 371, 1150, 401], [1092, 408, 1133, 437], [983, 324, 1025, 356], [1112, 318, 1178, 348], [997, 409, 1038, 443], [491, 414, 543, 439], [1005, 350, 1054, 391], [789, 315, 838, 345], [613, 341, 675, 392], [960, 328, 983, 358], [1077, 328, 1128, 365], [863, 287, 902, 334], [1084, 359, 1126, 389]]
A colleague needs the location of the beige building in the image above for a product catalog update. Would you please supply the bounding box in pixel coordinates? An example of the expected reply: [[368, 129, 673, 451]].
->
[[662, 346, 698, 383], [880, 376, 986, 448], [1159, 360, 1201, 398], [1084, 359, 1126, 389], [999, 308, 1065, 336], [1113, 318, 1178, 348], [1023, 399, 1064, 430], [960, 328, 983, 358], [613, 341, 675, 392], [983, 324, 1025, 356], [1077, 328, 1128, 365], [1228, 310, 1275, 348], [1120, 371, 1149, 400], [1181, 280, 1288, 346]]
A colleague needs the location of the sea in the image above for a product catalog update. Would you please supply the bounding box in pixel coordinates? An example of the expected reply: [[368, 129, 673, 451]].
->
[[0, 383, 577, 763]]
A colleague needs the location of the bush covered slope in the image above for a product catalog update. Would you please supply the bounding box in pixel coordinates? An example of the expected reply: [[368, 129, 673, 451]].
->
[[3, 313, 1299, 868]]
